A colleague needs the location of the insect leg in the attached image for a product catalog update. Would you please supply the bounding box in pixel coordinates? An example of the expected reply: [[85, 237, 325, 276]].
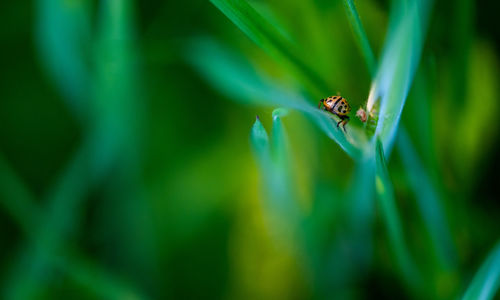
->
[[341, 116, 350, 133]]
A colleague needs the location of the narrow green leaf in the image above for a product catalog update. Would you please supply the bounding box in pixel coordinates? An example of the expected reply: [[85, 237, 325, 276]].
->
[[250, 113, 298, 243], [251, 112, 294, 212], [462, 240, 500, 300], [91, 0, 142, 174], [35, 0, 92, 118], [210, 0, 330, 95], [187, 38, 367, 160], [397, 128, 456, 269], [349, 158, 376, 227], [251, 116, 270, 161], [345, 158, 377, 275], [270, 109, 295, 214], [375, 138, 421, 288], [271, 108, 290, 168], [367, 0, 433, 152], [342, 0, 377, 78]]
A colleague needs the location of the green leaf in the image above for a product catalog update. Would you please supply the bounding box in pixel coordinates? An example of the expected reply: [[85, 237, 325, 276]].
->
[[210, 0, 330, 95], [367, 0, 433, 152], [187, 38, 367, 160], [250, 116, 271, 164], [462, 240, 500, 300], [251, 111, 294, 211], [250, 113, 298, 243], [375, 138, 421, 289], [35, 0, 92, 117], [397, 128, 456, 269], [342, 0, 377, 78]]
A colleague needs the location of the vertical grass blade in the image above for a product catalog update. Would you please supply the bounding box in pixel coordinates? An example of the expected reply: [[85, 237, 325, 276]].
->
[[342, 0, 377, 78], [397, 128, 456, 269], [462, 240, 500, 300], [375, 138, 420, 289], [91, 0, 142, 175], [270, 109, 298, 218], [251, 112, 295, 216], [250, 116, 271, 171], [210, 0, 330, 94], [251, 111, 301, 245], [368, 0, 433, 152]]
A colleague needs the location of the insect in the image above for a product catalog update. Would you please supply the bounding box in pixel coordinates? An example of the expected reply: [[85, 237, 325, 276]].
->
[[356, 107, 367, 122], [318, 95, 351, 131]]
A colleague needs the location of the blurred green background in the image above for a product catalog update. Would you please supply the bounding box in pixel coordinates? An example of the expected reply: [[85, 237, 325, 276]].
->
[[1, 0, 500, 299]]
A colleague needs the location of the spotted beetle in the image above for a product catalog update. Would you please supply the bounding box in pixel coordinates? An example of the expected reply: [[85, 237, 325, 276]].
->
[[318, 95, 351, 132]]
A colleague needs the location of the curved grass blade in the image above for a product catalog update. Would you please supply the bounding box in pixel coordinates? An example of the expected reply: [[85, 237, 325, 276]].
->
[[368, 0, 433, 152], [35, 0, 92, 118], [186, 38, 367, 160], [462, 240, 500, 300], [397, 128, 456, 269], [342, 0, 377, 78], [210, 0, 330, 95], [375, 138, 421, 289]]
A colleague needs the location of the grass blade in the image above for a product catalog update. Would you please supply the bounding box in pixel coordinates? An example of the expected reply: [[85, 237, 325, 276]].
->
[[375, 138, 420, 289], [251, 114, 293, 241], [35, 0, 91, 117], [342, 0, 377, 77], [462, 240, 500, 300], [397, 128, 456, 269], [187, 38, 367, 160], [250, 116, 271, 169], [367, 0, 433, 152], [210, 0, 330, 95], [270, 109, 298, 217], [251, 111, 295, 216]]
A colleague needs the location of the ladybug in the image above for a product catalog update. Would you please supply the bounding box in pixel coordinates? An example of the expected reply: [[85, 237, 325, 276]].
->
[[318, 95, 351, 131]]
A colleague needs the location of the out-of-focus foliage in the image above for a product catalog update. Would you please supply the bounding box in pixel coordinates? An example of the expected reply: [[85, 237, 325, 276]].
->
[[0, 0, 499, 299]]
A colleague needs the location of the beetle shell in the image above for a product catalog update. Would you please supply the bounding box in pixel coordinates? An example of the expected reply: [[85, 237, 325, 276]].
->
[[322, 96, 351, 116]]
